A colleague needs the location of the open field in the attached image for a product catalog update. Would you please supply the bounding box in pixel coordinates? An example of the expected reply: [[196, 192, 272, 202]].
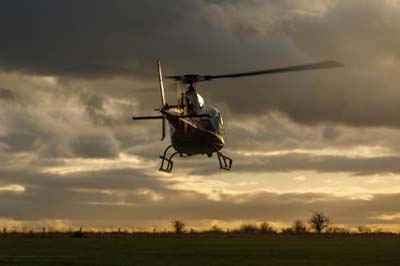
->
[[0, 235, 399, 266]]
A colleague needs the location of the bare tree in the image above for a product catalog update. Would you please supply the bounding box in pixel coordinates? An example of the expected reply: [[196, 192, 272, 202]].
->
[[172, 219, 185, 234], [239, 223, 258, 234], [259, 222, 275, 233], [357, 226, 371, 234], [209, 225, 224, 233], [309, 211, 330, 233], [292, 219, 307, 233], [326, 226, 350, 234]]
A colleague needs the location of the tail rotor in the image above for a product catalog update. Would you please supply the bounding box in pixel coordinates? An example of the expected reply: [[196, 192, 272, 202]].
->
[[157, 60, 167, 141], [132, 60, 168, 141]]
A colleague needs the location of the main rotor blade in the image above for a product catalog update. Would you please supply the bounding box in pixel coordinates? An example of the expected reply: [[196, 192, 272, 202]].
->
[[166, 60, 344, 83], [203, 61, 343, 80]]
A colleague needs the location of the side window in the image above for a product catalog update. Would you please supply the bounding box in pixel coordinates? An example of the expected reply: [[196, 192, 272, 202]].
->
[[218, 113, 224, 135]]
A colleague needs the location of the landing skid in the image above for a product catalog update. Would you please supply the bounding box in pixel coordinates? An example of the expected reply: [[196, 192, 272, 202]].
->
[[159, 146, 233, 172], [217, 151, 233, 171], [159, 145, 179, 173]]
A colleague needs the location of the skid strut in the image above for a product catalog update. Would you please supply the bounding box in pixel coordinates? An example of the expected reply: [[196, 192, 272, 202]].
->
[[159, 146, 233, 172], [217, 152, 233, 171], [159, 145, 180, 173]]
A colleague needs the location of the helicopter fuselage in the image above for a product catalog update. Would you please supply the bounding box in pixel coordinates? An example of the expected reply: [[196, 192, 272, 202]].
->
[[162, 107, 224, 156]]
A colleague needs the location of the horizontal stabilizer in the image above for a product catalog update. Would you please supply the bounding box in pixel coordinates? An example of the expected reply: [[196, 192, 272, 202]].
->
[[180, 114, 211, 118]]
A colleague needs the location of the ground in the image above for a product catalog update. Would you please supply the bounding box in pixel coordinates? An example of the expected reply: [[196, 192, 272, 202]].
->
[[0, 235, 399, 266]]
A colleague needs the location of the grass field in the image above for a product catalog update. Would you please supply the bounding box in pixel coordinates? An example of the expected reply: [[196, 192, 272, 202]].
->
[[0, 235, 399, 266]]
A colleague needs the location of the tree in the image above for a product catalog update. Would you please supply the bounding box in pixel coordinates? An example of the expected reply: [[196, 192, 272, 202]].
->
[[239, 223, 258, 234], [172, 219, 185, 234], [357, 226, 371, 234], [326, 226, 350, 234], [309, 211, 330, 233], [209, 225, 224, 233], [259, 222, 275, 233], [292, 219, 307, 233]]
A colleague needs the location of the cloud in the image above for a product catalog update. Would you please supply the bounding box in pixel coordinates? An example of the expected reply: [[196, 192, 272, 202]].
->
[[232, 153, 400, 175], [0, 88, 16, 101], [0, 133, 38, 153], [0, 184, 25, 193], [3, 1, 400, 127], [0, 0, 198, 77], [1, 1, 400, 229], [2, 164, 400, 228], [70, 133, 120, 158]]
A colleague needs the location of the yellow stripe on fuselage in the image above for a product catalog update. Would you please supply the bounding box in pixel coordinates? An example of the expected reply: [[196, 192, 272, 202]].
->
[[178, 117, 225, 145]]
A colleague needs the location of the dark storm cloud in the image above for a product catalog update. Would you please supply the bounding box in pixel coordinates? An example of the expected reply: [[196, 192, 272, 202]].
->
[[0, 0, 311, 77], [79, 93, 114, 126], [274, 0, 400, 127], [0, 88, 16, 101], [3, 0, 400, 127], [288, 1, 400, 67], [0, 132, 38, 152], [70, 133, 119, 158], [60, 65, 137, 79], [0, 0, 197, 77]]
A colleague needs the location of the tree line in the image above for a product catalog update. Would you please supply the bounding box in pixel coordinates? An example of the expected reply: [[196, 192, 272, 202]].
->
[[172, 211, 330, 234], [171, 211, 391, 235], [0, 212, 396, 236]]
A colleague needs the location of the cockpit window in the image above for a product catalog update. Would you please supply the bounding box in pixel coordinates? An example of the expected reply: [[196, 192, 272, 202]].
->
[[197, 93, 204, 108]]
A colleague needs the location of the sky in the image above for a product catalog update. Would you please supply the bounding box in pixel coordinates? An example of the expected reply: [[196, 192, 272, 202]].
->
[[1, 0, 400, 232]]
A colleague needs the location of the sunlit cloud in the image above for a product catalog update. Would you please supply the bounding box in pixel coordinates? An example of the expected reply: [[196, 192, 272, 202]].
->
[[135, 188, 164, 202], [86, 201, 136, 207], [0, 184, 25, 193], [294, 175, 307, 181], [41, 153, 155, 175], [235, 146, 395, 158], [372, 213, 400, 221]]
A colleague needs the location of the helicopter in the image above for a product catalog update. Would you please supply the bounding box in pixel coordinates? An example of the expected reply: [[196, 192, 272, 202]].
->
[[132, 60, 343, 172]]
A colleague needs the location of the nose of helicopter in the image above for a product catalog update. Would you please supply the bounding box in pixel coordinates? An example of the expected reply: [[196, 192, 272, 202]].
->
[[213, 134, 225, 151]]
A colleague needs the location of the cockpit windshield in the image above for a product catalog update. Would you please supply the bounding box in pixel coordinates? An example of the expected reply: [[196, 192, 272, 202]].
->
[[197, 93, 204, 108], [186, 90, 204, 113], [198, 106, 224, 135]]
